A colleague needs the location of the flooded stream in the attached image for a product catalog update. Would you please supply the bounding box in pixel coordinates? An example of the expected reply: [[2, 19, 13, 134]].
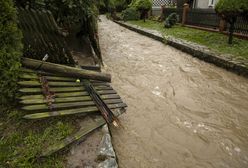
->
[[99, 16, 248, 168]]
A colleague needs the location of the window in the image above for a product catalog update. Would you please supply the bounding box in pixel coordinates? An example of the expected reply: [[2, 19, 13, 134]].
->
[[208, 0, 215, 7]]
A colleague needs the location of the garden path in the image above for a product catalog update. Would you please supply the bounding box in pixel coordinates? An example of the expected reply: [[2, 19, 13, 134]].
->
[[99, 16, 248, 168]]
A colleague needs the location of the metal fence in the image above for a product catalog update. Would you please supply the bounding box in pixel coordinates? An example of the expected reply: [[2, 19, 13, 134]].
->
[[229, 16, 248, 35], [153, 0, 174, 7], [186, 9, 220, 29], [163, 8, 248, 36]]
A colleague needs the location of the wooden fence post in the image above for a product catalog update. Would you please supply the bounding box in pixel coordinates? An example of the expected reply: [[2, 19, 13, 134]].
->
[[219, 18, 226, 32], [159, 4, 166, 21], [182, 3, 189, 25]]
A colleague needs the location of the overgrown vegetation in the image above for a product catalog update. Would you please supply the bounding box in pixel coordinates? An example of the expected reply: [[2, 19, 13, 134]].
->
[[215, 0, 248, 44], [164, 13, 178, 28], [0, 111, 76, 167], [129, 0, 152, 22], [107, 0, 131, 12], [0, 0, 23, 108], [119, 0, 152, 21], [128, 20, 248, 62], [122, 7, 140, 21], [16, 0, 98, 25]]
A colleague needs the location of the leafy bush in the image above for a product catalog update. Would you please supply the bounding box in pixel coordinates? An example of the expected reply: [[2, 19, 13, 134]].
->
[[121, 7, 139, 21], [108, 0, 130, 11], [164, 13, 178, 28], [0, 0, 23, 107], [15, 0, 99, 26], [129, 0, 152, 21], [215, 0, 248, 44], [130, 0, 152, 11], [215, 0, 248, 14]]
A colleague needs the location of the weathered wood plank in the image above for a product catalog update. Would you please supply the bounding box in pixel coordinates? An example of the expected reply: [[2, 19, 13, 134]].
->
[[19, 93, 120, 100], [81, 65, 101, 72], [22, 101, 95, 110], [22, 58, 111, 82], [101, 94, 120, 99], [19, 86, 114, 94], [18, 81, 82, 87], [97, 90, 117, 95], [41, 116, 105, 156], [21, 99, 126, 111], [92, 83, 110, 87], [20, 95, 122, 104], [18, 81, 113, 91], [20, 73, 76, 81], [20, 74, 112, 88], [20, 96, 92, 104], [20, 92, 88, 99], [19, 87, 85, 93], [23, 103, 127, 119]]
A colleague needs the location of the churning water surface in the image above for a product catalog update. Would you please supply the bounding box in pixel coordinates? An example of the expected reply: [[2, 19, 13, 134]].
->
[[99, 16, 248, 168]]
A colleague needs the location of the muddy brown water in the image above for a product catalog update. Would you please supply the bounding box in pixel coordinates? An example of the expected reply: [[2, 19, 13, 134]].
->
[[98, 16, 248, 168]]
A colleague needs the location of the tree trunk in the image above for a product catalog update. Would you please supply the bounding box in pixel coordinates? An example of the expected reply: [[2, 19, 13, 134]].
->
[[228, 17, 237, 44], [140, 10, 148, 22]]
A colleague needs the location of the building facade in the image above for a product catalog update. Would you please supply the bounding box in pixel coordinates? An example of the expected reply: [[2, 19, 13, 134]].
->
[[193, 0, 219, 9]]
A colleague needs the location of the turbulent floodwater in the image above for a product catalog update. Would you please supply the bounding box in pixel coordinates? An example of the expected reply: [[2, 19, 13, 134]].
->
[[98, 16, 248, 168]]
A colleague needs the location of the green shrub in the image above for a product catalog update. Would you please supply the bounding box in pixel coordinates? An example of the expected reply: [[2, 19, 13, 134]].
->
[[108, 0, 129, 11], [164, 13, 178, 28], [0, 0, 23, 107], [130, 0, 152, 11], [121, 7, 139, 21], [215, 0, 248, 14], [129, 0, 152, 21]]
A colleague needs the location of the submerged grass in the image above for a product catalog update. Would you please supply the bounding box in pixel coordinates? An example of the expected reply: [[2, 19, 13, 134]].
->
[[0, 108, 76, 168], [127, 20, 248, 60]]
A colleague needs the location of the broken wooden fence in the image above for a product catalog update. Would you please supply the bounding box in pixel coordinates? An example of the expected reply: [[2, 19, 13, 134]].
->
[[18, 8, 75, 65], [18, 61, 127, 156]]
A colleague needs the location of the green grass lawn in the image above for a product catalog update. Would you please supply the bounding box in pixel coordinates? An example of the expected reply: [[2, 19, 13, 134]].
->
[[128, 20, 248, 61], [0, 108, 76, 168]]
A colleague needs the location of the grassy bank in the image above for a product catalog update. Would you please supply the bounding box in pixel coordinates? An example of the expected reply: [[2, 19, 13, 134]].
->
[[128, 20, 248, 60], [0, 109, 76, 167]]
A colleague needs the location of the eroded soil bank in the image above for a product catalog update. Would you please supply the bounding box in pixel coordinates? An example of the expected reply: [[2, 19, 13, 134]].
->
[[99, 16, 248, 168]]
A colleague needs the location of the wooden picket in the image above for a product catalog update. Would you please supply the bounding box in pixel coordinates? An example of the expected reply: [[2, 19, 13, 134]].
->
[[18, 8, 75, 65]]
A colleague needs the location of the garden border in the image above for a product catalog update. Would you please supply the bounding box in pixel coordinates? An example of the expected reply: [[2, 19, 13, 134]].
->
[[113, 20, 248, 78]]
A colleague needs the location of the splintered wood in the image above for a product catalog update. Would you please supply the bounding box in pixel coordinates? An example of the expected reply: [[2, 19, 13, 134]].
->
[[18, 65, 127, 156]]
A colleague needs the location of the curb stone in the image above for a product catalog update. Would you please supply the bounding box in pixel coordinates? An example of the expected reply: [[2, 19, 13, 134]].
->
[[114, 20, 248, 78]]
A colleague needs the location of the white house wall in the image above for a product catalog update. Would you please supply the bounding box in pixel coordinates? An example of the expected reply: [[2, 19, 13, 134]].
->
[[195, 0, 219, 9]]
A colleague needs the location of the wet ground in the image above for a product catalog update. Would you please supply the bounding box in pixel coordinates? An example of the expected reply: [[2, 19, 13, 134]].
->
[[98, 16, 248, 168]]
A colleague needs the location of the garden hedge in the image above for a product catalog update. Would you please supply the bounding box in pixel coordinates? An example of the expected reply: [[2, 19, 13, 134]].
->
[[0, 0, 22, 107]]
